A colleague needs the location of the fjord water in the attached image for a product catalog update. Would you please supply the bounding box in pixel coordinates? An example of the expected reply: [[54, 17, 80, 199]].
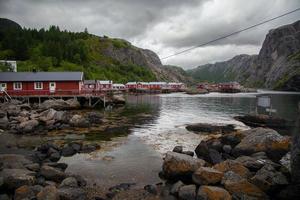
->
[[62, 91, 300, 188]]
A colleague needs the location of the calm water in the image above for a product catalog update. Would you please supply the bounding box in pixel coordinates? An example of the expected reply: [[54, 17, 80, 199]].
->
[[62, 91, 300, 188]]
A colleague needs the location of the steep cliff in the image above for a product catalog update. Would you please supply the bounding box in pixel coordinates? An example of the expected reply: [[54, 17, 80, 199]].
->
[[187, 20, 300, 90]]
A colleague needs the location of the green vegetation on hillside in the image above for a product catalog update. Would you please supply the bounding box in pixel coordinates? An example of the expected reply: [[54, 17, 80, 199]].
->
[[0, 20, 156, 82]]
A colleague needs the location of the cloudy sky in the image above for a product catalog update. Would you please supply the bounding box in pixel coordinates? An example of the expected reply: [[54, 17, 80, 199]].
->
[[0, 0, 300, 69]]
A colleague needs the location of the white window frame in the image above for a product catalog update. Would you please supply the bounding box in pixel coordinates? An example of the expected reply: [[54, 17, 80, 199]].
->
[[34, 82, 43, 90], [13, 82, 22, 90], [0, 83, 7, 91]]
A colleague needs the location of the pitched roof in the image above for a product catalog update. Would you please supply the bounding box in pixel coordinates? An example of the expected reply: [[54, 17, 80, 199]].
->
[[0, 72, 83, 82]]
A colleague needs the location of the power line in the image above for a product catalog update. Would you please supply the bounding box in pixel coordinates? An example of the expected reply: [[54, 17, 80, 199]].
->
[[161, 7, 300, 60]]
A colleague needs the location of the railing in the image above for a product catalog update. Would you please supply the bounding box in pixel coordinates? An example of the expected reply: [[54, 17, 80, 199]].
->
[[0, 89, 109, 97]]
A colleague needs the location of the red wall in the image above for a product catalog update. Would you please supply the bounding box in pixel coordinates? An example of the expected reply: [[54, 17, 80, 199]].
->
[[3, 81, 80, 96]]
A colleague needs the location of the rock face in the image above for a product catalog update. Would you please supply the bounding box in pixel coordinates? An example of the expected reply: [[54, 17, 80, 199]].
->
[[187, 20, 300, 91], [162, 151, 206, 180], [233, 128, 290, 161], [39, 99, 80, 110]]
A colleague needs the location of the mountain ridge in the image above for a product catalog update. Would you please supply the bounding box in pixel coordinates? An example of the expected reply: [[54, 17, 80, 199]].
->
[[187, 20, 300, 91]]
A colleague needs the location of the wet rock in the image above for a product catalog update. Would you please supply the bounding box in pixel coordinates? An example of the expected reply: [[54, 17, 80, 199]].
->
[[144, 184, 158, 195], [40, 165, 66, 182], [39, 108, 57, 123], [173, 146, 183, 153], [25, 163, 40, 172], [0, 116, 8, 129], [59, 177, 78, 188], [162, 151, 206, 180], [182, 151, 194, 157], [69, 114, 90, 128], [45, 163, 68, 171], [0, 110, 6, 118], [279, 152, 291, 172], [87, 112, 103, 124], [195, 142, 223, 164], [69, 175, 87, 187], [195, 141, 209, 158], [192, 167, 224, 185], [223, 145, 232, 154], [220, 133, 242, 147], [61, 146, 76, 157], [222, 171, 266, 199], [30, 185, 43, 195], [197, 186, 231, 200], [250, 164, 289, 192], [80, 143, 100, 153], [234, 114, 287, 129], [0, 154, 33, 169], [14, 185, 35, 200], [53, 111, 67, 122], [170, 180, 184, 195], [213, 160, 251, 178], [70, 142, 82, 152], [0, 168, 36, 189], [49, 152, 61, 162], [0, 194, 10, 200], [18, 119, 39, 133], [37, 185, 59, 200], [233, 128, 290, 161], [178, 185, 196, 200], [235, 156, 266, 171], [186, 123, 235, 134]]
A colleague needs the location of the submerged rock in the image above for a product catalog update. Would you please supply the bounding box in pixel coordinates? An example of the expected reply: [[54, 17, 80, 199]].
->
[[186, 123, 235, 134]]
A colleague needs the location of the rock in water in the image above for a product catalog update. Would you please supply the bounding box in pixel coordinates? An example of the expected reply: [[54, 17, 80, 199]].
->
[[186, 123, 235, 134], [0, 168, 36, 190], [14, 185, 35, 200], [192, 167, 224, 185], [233, 128, 290, 161], [58, 187, 86, 200], [162, 151, 206, 180], [40, 165, 66, 182], [197, 186, 231, 200], [37, 185, 59, 200]]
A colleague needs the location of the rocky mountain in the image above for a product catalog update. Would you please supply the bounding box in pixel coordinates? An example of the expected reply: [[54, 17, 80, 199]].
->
[[187, 20, 300, 91], [0, 18, 192, 84]]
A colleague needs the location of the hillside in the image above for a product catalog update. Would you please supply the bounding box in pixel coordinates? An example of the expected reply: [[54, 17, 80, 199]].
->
[[187, 20, 300, 91], [0, 18, 192, 83]]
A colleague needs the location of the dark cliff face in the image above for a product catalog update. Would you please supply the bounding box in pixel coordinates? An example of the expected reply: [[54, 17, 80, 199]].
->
[[188, 20, 300, 90], [0, 18, 22, 31]]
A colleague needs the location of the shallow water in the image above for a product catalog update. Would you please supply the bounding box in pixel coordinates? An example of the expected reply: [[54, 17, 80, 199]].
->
[[62, 91, 300, 188]]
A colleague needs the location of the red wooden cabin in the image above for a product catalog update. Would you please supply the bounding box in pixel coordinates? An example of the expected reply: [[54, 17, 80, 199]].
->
[[0, 72, 83, 96]]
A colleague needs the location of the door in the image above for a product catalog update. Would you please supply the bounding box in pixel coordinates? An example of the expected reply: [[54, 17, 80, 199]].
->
[[49, 82, 56, 93], [0, 83, 7, 92]]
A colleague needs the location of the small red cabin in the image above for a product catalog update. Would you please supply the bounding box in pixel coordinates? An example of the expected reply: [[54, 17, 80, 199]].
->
[[98, 80, 113, 91], [0, 72, 83, 96]]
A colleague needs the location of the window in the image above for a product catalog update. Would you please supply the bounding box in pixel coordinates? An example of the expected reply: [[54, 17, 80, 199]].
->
[[0, 83, 7, 91], [13, 82, 22, 90], [34, 82, 43, 90]]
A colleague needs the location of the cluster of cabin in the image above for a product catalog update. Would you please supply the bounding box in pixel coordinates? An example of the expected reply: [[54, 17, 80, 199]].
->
[[197, 82, 241, 93], [0, 71, 186, 97]]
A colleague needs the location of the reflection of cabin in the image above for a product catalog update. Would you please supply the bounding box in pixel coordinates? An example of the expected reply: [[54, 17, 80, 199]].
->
[[0, 72, 83, 96]]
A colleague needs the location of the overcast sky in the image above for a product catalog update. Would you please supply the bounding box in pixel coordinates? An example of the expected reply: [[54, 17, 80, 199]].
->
[[0, 0, 300, 69]]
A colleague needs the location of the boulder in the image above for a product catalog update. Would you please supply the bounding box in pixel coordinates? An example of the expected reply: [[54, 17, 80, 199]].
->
[[233, 128, 290, 161], [235, 156, 266, 171], [40, 165, 66, 182], [14, 185, 35, 200], [162, 151, 206, 180], [144, 184, 158, 195], [0, 168, 36, 190], [223, 145, 232, 154], [279, 152, 291, 172], [182, 151, 194, 157], [37, 185, 59, 200], [178, 185, 196, 200], [0, 110, 6, 118], [0, 154, 33, 169], [173, 146, 183, 153], [234, 114, 287, 129], [61, 146, 76, 157], [0, 116, 8, 129], [87, 112, 103, 124], [250, 164, 289, 192], [80, 143, 100, 153], [192, 167, 224, 185], [59, 177, 78, 188], [39, 108, 57, 122], [25, 163, 40, 172], [186, 123, 235, 134], [197, 186, 231, 200], [49, 152, 61, 162], [222, 171, 266, 199], [40, 99, 80, 110], [213, 160, 251, 178], [58, 187, 86, 200], [112, 95, 126, 104], [18, 119, 39, 133], [0, 194, 10, 200], [220, 133, 242, 147], [195, 141, 209, 159], [170, 180, 184, 195], [69, 114, 90, 128]]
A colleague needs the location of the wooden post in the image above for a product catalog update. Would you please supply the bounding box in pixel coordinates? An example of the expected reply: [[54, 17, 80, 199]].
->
[[103, 96, 106, 107], [89, 97, 91, 107], [38, 97, 41, 106]]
